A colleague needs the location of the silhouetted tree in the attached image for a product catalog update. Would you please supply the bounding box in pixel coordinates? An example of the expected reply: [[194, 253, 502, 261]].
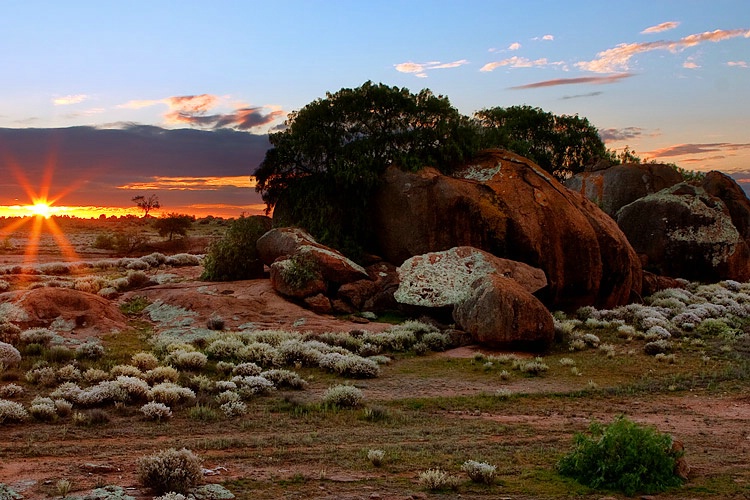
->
[[153, 213, 194, 241], [132, 194, 161, 217]]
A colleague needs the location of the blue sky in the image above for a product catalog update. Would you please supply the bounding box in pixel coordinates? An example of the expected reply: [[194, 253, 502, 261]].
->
[[0, 0, 749, 217]]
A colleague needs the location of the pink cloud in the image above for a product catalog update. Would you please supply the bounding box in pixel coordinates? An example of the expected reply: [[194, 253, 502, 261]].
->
[[641, 21, 680, 34], [508, 42, 521, 51], [645, 142, 750, 158], [394, 59, 469, 77], [509, 73, 633, 89], [728, 61, 749, 68], [577, 28, 750, 73], [53, 94, 88, 106], [480, 56, 559, 72]]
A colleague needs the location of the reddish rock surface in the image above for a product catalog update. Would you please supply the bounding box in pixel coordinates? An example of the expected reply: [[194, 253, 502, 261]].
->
[[565, 163, 683, 218], [452, 274, 554, 349], [337, 261, 400, 313], [394, 246, 547, 308], [374, 150, 642, 310], [702, 170, 750, 243], [8, 287, 128, 336], [616, 183, 750, 282]]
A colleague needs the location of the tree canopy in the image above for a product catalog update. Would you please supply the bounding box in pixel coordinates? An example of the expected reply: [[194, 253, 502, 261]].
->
[[475, 105, 607, 179], [253, 82, 612, 257], [253, 81, 477, 255]]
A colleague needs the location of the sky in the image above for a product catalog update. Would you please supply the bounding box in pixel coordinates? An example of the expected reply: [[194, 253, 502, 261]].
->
[[0, 0, 748, 219]]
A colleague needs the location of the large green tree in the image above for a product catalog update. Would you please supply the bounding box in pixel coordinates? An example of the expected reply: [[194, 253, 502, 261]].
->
[[475, 105, 607, 179], [254, 81, 477, 256]]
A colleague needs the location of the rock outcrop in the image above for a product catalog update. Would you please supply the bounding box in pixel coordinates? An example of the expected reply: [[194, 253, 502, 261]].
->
[[565, 163, 683, 218], [374, 150, 641, 310], [12, 287, 128, 335], [702, 170, 750, 243], [259, 228, 370, 312], [616, 183, 750, 282], [394, 246, 547, 308], [452, 274, 554, 349]]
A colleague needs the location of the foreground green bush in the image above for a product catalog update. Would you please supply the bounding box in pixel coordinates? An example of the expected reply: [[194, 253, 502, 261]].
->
[[557, 415, 684, 496], [201, 216, 271, 281]]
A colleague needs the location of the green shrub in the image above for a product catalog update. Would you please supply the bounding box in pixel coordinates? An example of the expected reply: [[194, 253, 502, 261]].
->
[[557, 416, 684, 496], [137, 448, 203, 494], [201, 216, 271, 281], [322, 384, 364, 408]]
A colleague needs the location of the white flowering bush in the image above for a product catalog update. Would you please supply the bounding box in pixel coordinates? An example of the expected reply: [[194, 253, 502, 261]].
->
[[145, 366, 180, 384], [318, 352, 380, 378], [205, 337, 245, 360], [137, 448, 203, 494], [110, 364, 144, 378], [25, 366, 57, 386], [461, 460, 496, 484], [0, 383, 24, 398], [75, 341, 105, 360], [0, 398, 30, 423], [165, 253, 201, 267], [0, 342, 21, 369], [151, 383, 196, 406], [56, 364, 82, 382], [644, 339, 673, 356], [367, 449, 385, 466], [231, 362, 263, 377], [231, 375, 275, 397], [131, 352, 160, 371], [273, 339, 324, 367], [322, 384, 363, 408], [237, 342, 277, 366], [83, 368, 110, 384], [215, 390, 241, 405], [29, 396, 58, 421], [166, 350, 208, 371], [418, 468, 461, 491], [220, 400, 247, 417], [141, 401, 173, 421], [260, 369, 308, 389], [20, 327, 54, 347]]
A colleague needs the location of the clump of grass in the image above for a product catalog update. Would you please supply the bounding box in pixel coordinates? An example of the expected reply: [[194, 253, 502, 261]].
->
[[557, 415, 684, 496], [120, 296, 150, 316]]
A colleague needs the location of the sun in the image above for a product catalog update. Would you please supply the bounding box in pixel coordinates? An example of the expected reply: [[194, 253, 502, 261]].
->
[[28, 201, 53, 218]]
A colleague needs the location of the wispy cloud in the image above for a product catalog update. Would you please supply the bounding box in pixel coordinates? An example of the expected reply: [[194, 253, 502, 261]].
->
[[394, 59, 469, 78], [118, 94, 283, 130], [480, 56, 561, 72], [508, 42, 521, 50], [53, 94, 88, 106], [532, 34, 554, 41], [577, 28, 750, 73], [683, 55, 700, 69], [509, 73, 633, 89], [561, 91, 603, 100], [641, 21, 680, 34], [599, 127, 646, 142], [728, 60, 749, 68], [118, 176, 256, 191], [646, 142, 750, 158]]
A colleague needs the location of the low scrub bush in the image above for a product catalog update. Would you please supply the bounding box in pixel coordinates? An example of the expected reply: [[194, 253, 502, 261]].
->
[[418, 468, 461, 491], [322, 384, 363, 408], [557, 416, 684, 496], [140, 401, 173, 421], [367, 449, 385, 466], [0, 342, 21, 369], [137, 448, 203, 494], [201, 216, 271, 281], [0, 398, 29, 423], [461, 460, 496, 484]]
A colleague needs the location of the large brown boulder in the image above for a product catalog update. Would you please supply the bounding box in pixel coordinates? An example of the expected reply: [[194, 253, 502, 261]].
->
[[12, 287, 128, 335], [702, 170, 750, 243], [616, 183, 750, 282], [394, 246, 547, 308], [565, 163, 683, 218], [374, 150, 641, 310], [256, 227, 317, 266], [336, 262, 400, 313], [453, 274, 554, 349]]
